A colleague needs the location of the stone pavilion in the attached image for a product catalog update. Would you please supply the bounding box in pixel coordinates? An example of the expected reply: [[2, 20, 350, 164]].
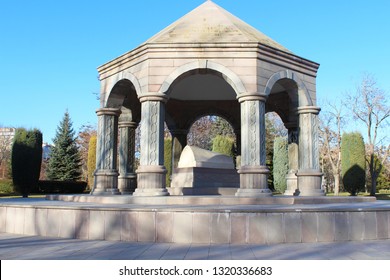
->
[[92, 0, 323, 197]]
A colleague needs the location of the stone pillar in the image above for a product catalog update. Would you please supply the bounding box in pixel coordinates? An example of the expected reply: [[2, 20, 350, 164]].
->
[[92, 108, 121, 195], [171, 129, 188, 169], [134, 93, 169, 196], [296, 106, 324, 196], [236, 93, 272, 197], [284, 125, 299, 195], [118, 121, 138, 194]]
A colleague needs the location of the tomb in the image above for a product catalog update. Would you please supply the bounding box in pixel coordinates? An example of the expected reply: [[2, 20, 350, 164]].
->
[[170, 146, 239, 195]]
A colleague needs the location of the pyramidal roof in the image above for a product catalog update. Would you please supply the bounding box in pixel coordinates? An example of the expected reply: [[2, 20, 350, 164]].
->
[[146, 0, 291, 53]]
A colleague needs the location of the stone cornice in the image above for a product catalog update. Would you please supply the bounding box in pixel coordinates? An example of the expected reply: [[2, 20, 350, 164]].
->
[[97, 42, 319, 80]]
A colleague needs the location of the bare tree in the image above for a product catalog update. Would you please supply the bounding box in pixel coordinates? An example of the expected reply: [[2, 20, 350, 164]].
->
[[346, 74, 390, 196], [319, 101, 344, 195], [0, 127, 15, 178]]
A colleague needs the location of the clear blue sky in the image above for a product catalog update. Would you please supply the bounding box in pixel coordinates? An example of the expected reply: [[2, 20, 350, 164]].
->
[[1, 0, 389, 143]]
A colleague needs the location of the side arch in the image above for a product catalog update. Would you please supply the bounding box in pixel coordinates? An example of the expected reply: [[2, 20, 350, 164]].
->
[[159, 60, 247, 95], [264, 70, 313, 106], [102, 71, 142, 108]]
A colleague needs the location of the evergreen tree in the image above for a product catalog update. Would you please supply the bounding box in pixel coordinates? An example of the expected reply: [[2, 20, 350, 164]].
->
[[341, 132, 366, 196], [11, 128, 42, 197], [273, 137, 289, 193], [212, 135, 235, 157], [47, 111, 82, 181]]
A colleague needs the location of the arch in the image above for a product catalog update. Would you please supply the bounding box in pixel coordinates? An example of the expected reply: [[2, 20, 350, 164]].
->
[[264, 70, 313, 106], [159, 60, 247, 95], [103, 71, 142, 108]]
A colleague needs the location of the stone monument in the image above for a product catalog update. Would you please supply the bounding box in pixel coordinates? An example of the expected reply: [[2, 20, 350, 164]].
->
[[170, 146, 239, 195], [91, 0, 324, 197]]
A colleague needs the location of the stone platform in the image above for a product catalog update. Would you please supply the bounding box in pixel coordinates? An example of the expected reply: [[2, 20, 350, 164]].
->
[[1, 195, 389, 245]]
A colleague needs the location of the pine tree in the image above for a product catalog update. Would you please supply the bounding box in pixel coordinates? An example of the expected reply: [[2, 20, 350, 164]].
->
[[47, 111, 82, 181]]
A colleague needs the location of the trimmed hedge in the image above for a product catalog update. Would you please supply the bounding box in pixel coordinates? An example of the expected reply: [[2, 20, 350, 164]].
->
[[37, 180, 87, 194], [341, 132, 366, 196]]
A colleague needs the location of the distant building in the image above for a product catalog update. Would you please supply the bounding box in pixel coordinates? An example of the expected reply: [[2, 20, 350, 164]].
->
[[42, 143, 52, 160]]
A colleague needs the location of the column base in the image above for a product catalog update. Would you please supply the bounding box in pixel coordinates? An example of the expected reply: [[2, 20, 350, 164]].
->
[[236, 166, 272, 197], [118, 174, 137, 195], [134, 165, 169, 197], [297, 169, 325, 196], [91, 169, 120, 195], [284, 171, 299, 196]]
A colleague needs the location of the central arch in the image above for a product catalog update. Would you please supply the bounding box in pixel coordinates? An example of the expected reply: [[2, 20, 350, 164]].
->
[[160, 60, 247, 96]]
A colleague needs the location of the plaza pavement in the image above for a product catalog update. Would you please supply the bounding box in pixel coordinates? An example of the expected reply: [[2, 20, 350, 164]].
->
[[1, 232, 390, 260]]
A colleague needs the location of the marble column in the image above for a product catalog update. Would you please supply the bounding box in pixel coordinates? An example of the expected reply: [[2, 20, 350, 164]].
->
[[171, 129, 188, 169], [284, 125, 299, 195], [118, 121, 138, 194], [92, 108, 121, 195], [133, 93, 169, 196], [236, 93, 272, 197], [296, 106, 325, 196]]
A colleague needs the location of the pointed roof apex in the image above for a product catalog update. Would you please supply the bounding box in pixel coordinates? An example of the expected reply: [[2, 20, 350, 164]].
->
[[146, 1, 291, 53]]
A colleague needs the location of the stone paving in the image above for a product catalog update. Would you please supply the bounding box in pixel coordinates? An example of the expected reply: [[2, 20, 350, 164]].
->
[[1, 233, 390, 260]]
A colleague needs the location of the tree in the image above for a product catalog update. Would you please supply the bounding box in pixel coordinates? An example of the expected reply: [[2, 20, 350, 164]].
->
[[11, 128, 42, 197], [319, 101, 344, 195], [87, 135, 97, 189], [164, 138, 172, 187], [273, 137, 289, 193], [346, 74, 390, 195], [47, 111, 82, 181], [265, 112, 288, 190], [341, 132, 366, 196], [77, 124, 97, 181], [0, 127, 14, 179]]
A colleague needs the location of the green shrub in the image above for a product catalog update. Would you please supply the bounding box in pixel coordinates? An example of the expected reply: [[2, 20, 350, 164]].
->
[[11, 128, 42, 197], [37, 180, 87, 194], [212, 135, 235, 157], [273, 137, 289, 193], [341, 132, 366, 196], [0, 179, 14, 194]]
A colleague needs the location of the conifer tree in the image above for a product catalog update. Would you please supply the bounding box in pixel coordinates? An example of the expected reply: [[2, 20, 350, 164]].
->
[[341, 132, 366, 196], [11, 128, 42, 197], [47, 111, 82, 181]]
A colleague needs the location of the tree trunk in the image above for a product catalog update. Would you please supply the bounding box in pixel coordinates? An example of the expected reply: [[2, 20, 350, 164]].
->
[[334, 173, 340, 196], [370, 172, 377, 196]]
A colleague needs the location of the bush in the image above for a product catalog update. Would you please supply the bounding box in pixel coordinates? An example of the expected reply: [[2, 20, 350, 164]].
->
[[11, 128, 42, 197], [0, 179, 14, 194], [37, 180, 87, 194], [341, 132, 366, 196], [273, 137, 289, 193], [212, 135, 235, 157]]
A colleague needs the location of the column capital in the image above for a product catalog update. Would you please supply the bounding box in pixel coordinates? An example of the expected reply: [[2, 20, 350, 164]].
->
[[138, 92, 169, 103], [118, 121, 138, 129], [96, 107, 121, 117], [297, 106, 321, 115], [237, 92, 267, 103]]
